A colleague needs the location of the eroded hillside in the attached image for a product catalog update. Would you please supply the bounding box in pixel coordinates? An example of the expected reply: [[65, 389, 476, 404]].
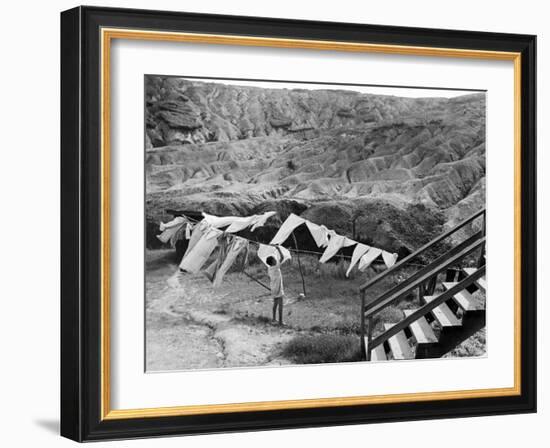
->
[[145, 77, 486, 252]]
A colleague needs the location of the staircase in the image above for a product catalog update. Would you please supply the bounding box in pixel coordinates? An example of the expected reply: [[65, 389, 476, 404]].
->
[[360, 209, 486, 361]]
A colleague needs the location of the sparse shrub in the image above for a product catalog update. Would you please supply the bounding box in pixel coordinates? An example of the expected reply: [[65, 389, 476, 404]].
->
[[319, 260, 360, 280], [444, 328, 486, 358], [291, 255, 319, 276], [255, 315, 271, 324], [282, 334, 362, 364], [290, 255, 361, 280], [372, 306, 404, 334], [334, 321, 362, 335]]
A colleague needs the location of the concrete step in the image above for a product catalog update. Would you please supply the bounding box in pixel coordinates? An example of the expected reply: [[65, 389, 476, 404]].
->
[[463, 267, 487, 292], [442, 282, 485, 311], [364, 338, 388, 361], [403, 309, 438, 343], [384, 324, 414, 360], [424, 296, 462, 327]]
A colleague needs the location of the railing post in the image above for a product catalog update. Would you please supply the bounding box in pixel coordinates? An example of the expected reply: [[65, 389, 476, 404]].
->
[[366, 316, 374, 361], [477, 210, 486, 268], [359, 208, 485, 293], [358, 209, 485, 360], [360, 291, 366, 357]]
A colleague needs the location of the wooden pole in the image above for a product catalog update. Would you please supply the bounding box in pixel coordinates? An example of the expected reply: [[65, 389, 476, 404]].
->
[[360, 291, 366, 358], [477, 210, 486, 268], [366, 316, 374, 361], [291, 231, 307, 298], [241, 270, 270, 291], [239, 243, 270, 292]]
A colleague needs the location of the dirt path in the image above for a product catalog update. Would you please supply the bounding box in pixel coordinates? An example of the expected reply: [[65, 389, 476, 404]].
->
[[146, 250, 300, 371]]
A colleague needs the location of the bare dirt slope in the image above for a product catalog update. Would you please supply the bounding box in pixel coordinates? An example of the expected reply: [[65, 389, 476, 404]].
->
[[146, 250, 298, 371], [145, 249, 398, 371]]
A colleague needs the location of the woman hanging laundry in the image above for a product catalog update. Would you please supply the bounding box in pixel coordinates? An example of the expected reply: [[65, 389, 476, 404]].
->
[[266, 255, 285, 325]]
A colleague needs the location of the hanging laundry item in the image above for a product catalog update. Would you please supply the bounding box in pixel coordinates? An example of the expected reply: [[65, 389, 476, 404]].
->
[[250, 211, 277, 231], [269, 214, 305, 245], [257, 244, 275, 265], [202, 213, 241, 229], [277, 246, 292, 264], [185, 222, 192, 240], [203, 234, 232, 283], [157, 223, 186, 247], [257, 244, 292, 266], [171, 224, 187, 247], [382, 251, 398, 268], [157, 216, 188, 247], [159, 216, 186, 232], [184, 220, 209, 258], [224, 217, 255, 233], [224, 213, 276, 233], [319, 233, 356, 263], [212, 237, 249, 287], [202, 211, 276, 233], [358, 248, 383, 271], [346, 243, 371, 277], [239, 241, 250, 272], [179, 226, 221, 273], [305, 221, 331, 248]]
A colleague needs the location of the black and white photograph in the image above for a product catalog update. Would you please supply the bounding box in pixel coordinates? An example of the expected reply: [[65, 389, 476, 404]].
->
[[0, 0, 542, 444], [145, 76, 487, 372]]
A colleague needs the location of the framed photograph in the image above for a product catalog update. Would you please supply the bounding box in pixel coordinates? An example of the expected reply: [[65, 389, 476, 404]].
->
[[60, 6, 536, 442]]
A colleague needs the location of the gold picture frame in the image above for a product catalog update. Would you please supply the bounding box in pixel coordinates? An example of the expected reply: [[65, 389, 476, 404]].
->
[[61, 6, 536, 441]]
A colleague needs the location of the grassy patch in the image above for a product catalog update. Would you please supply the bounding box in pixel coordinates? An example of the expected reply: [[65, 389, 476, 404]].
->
[[282, 334, 362, 364], [285, 254, 365, 280], [372, 306, 404, 333]]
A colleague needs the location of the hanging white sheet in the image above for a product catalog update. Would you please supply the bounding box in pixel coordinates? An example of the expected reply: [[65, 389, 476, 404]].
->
[[382, 250, 399, 268], [346, 243, 371, 277], [202, 211, 276, 233], [358, 248, 383, 271], [319, 233, 356, 263], [257, 244, 292, 266], [269, 214, 306, 245]]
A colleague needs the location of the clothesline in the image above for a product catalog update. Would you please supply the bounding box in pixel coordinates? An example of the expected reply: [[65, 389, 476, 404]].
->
[[287, 248, 427, 268], [171, 214, 362, 260], [175, 213, 295, 250], [268, 213, 401, 272], [159, 210, 433, 297], [162, 212, 425, 267]]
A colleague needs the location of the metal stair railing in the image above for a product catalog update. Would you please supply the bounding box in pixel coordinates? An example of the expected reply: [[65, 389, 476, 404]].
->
[[363, 237, 485, 360], [360, 208, 485, 293], [364, 230, 482, 315], [359, 208, 486, 359], [366, 265, 486, 358]]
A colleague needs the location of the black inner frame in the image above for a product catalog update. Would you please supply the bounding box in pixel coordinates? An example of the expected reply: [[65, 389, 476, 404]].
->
[[61, 6, 536, 442]]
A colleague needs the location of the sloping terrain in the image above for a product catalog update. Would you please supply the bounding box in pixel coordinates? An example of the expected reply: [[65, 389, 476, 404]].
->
[[145, 77, 486, 252]]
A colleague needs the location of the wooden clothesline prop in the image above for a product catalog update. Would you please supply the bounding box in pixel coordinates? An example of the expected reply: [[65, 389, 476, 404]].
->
[[241, 269, 270, 292], [291, 231, 307, 298]]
